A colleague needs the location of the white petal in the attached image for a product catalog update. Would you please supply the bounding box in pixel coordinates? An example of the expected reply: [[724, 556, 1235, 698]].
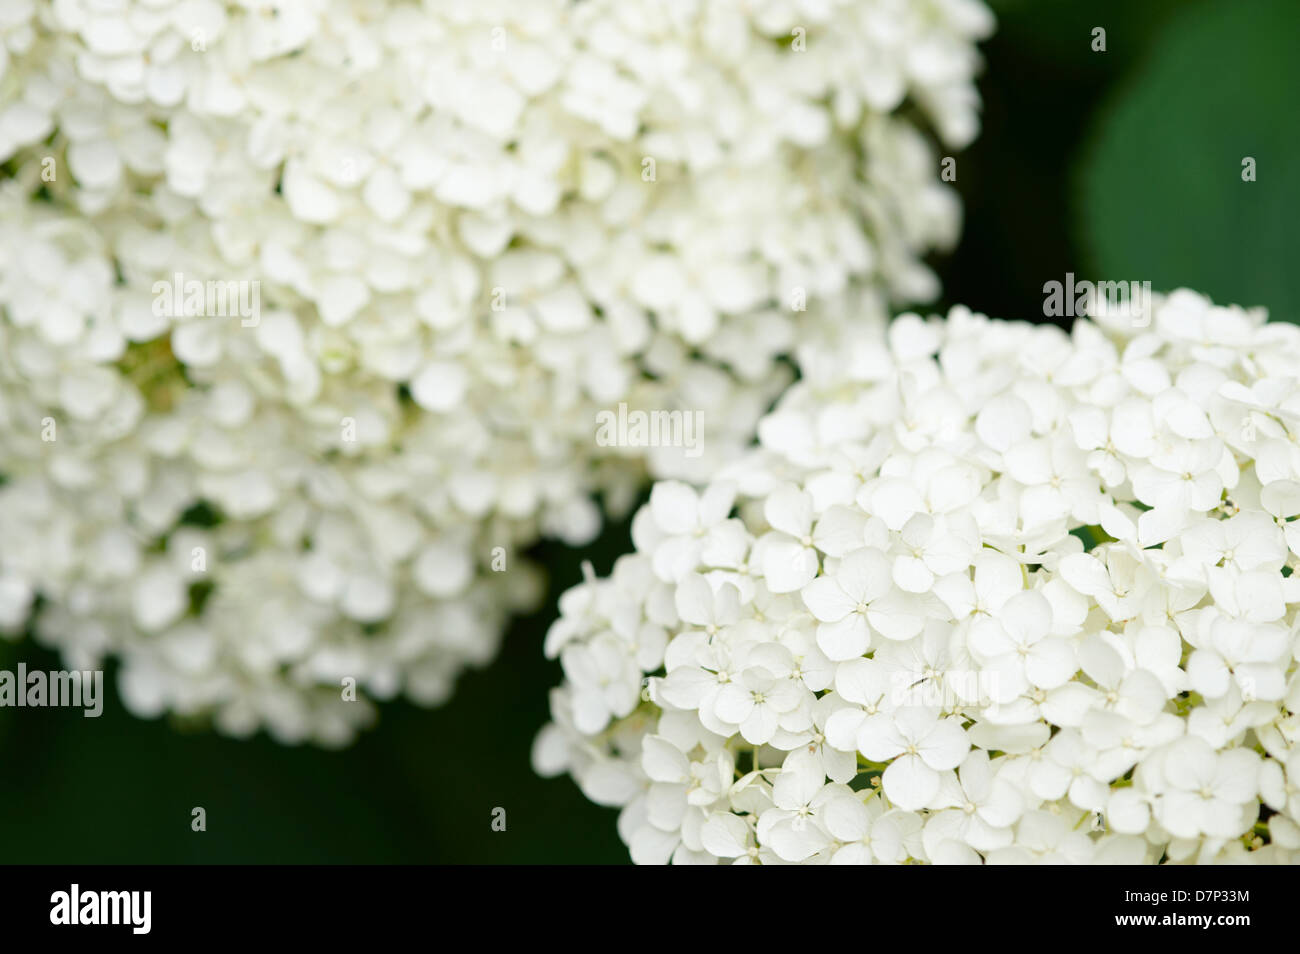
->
[[642, 736, 690, 783], [700, 813, 751, 858], [765, 484, 813, 537], [762, 539, 818, 593], [883, 755, 940, 811], [816, 615, 871, 662], [801, 577, 855, 623]]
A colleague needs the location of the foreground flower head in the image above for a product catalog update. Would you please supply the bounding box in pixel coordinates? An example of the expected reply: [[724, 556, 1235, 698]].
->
[[0, 1, 991, 742], [535, 290, 1300, 863]]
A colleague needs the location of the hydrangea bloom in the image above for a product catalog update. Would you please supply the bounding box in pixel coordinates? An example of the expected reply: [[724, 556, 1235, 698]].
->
[[535, 290, 1300, 864], [0, 1, 992, 742]]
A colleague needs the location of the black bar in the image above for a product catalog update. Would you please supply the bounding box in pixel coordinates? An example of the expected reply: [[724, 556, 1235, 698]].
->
[[6, 864, 1279, 941]]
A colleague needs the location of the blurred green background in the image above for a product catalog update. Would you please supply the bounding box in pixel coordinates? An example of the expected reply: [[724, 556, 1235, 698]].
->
[[1, 0, 1295, 863]]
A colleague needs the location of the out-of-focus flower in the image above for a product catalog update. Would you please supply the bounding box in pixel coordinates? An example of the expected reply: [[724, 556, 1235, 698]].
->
[[0, 0, 992, 743]]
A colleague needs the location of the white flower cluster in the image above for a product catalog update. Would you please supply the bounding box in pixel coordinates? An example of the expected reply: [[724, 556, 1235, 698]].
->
[[0, 1, 991, 742], [535, 290, 1300, 864]]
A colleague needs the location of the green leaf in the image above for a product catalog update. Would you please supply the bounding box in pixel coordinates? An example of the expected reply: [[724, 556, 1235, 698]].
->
[[1075, 0, 1300, 322]]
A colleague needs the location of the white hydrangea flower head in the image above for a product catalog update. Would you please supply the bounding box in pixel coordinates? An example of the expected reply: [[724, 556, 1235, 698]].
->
[[0, 1, 992, 743], [535, 289, 1300, 864]]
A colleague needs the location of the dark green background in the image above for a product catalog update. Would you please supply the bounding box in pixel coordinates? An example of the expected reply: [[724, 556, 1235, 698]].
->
[[2, 0, 1294, 863]]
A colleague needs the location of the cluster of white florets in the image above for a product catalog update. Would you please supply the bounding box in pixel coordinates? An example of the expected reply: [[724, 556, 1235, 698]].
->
[[535, 290, 1300, 864], [0, 0, 991, 742]]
